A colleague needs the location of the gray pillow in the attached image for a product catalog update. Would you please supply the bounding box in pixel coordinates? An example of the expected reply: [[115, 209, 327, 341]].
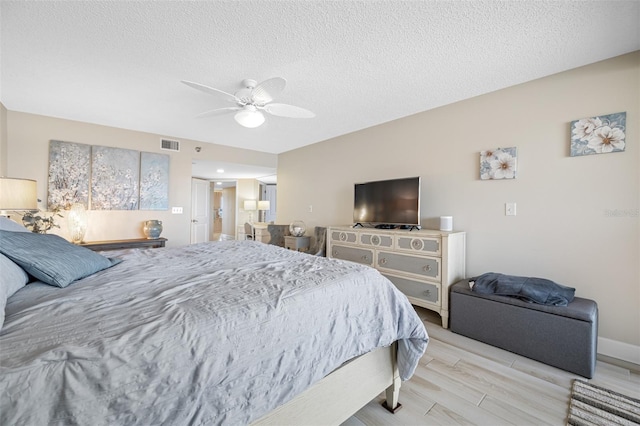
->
[[0, 253, 29, 329], [0, 230, 121, 288], [0, 216, 29, 233]]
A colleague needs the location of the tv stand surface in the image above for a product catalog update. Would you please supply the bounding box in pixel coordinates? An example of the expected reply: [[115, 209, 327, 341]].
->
[[375, 224, 397, 229]]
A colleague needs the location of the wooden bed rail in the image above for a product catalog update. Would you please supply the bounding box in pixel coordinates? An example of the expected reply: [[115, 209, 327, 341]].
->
[[252, 343, 401, 425]]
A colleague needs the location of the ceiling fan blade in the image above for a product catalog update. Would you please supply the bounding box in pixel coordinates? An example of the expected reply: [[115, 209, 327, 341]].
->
[[252, 77, 286, 104], [263, 103, 315, 118], [195, 107, 241, 118], [181, 80, 238, 103]]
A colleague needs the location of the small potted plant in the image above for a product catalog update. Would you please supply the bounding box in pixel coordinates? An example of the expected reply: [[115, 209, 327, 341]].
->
[[21, 207, 63, 234]]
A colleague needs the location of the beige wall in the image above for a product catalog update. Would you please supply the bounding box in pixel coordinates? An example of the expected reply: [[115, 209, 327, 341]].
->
[[221, 186, 236, 236], [278, 52, 640, 357], [5, 111, 277, 247], [0, 103, 7, 176], [237, 178, 261, 228]]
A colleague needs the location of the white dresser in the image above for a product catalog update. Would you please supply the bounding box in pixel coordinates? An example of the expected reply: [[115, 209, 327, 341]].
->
[[327, 226, 466, 328]]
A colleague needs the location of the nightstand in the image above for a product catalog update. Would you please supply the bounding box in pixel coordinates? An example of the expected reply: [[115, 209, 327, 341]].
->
[[79, 237, 167, 251], [284, 236, 310, 252]]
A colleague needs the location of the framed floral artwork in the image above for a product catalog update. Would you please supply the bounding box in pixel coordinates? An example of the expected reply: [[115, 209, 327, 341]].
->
[[91, 146, 140, 210], [48, 140, 171, 212], [48, 140, 91, 210], [480, 147, 517, 180], [140, 152, 169, 210], [570, 112, 626, 156]]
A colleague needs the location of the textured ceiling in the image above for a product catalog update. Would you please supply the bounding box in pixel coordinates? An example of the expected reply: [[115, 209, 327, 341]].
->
[[2, 1, 639, 156]]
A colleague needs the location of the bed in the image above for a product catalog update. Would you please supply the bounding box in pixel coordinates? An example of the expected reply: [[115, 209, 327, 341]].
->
[[0, 225, 428, 425]]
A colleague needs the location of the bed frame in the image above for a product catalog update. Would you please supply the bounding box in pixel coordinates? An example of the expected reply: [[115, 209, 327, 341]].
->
[[252, 343, 400, 425]]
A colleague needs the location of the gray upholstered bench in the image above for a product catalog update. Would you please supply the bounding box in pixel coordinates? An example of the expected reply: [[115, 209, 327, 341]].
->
[[449, 279, 598, 378]]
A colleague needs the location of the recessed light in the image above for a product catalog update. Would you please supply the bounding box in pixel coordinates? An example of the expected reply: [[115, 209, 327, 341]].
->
[[216, 169, 224, 173], [216, 182, 222, 185]]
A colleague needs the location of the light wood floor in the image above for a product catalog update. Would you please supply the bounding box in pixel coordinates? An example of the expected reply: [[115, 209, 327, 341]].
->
[[344, 306, 640, 426], [211, 233, 235, 241]]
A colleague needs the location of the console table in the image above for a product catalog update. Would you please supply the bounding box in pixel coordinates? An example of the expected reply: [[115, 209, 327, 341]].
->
[[79, 237, 167, 251], [327, 226, 465, 328]]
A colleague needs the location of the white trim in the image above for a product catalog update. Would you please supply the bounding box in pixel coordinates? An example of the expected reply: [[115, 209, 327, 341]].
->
[[598, 337, 640, 365]]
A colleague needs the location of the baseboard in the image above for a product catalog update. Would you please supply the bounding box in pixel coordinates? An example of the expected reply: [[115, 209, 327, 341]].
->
[[598, 337, 640, 366]]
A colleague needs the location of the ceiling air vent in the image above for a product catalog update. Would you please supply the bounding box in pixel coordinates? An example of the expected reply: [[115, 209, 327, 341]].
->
[[160, 139, 180, 152]]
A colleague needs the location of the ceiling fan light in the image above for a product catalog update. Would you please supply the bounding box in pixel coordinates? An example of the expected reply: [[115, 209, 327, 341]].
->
[[234, 106, 265, 128]]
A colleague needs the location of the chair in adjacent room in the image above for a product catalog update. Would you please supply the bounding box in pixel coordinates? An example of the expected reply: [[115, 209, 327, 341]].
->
[[267, 224, 289, 247], [244, 222, 255, 240]]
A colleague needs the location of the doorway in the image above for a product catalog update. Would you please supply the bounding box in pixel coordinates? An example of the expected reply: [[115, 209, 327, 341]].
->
[[211, 183, 236, 241]]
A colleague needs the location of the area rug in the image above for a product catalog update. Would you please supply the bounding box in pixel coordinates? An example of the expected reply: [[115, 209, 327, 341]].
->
[[567, 379, 640, 426]]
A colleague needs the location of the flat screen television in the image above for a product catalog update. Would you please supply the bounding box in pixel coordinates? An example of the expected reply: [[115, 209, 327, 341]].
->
[[353, 177, 421, 228]]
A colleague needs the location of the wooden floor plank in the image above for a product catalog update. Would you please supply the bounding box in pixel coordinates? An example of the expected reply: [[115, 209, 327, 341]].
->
[[410, 363, 485, 406], [479, 395, 553, 426], [510, 357, 575, 389]]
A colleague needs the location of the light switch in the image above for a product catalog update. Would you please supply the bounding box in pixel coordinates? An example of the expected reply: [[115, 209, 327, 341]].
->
[[505, 202, 516, 216]]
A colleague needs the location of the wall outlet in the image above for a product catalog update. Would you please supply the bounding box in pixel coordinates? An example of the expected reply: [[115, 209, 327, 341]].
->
[[171, 206, 183, 214], [308, 205, 313, 213], [505, 202, 516, 216]]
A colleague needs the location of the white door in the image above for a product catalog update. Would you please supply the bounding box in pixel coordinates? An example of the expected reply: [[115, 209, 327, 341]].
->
[[264, 184, 277, 223], [191, 178, 210, 244]]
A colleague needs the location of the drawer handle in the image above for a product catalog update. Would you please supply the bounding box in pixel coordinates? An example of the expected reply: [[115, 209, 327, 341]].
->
[[372, 236, 380, 245], [379, 257, 387, 265], [333, 250, 338, 256], [424, 289, 431, 296], [362, 255, 369, 261], [339, 233, 347, 241], [423, 265, 432, 272]]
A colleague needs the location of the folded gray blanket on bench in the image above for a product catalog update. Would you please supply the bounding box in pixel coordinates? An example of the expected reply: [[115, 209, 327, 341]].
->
[[469, 272, 576, 306]]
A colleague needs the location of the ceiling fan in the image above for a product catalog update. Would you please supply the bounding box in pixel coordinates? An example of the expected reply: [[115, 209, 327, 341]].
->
[[181, 77, 315, 128]]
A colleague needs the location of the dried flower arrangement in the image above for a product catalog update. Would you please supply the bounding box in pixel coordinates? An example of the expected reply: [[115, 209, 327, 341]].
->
[[21, 208, 63, 234]]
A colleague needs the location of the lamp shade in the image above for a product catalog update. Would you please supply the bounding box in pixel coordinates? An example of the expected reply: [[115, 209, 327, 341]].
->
[[258, 200, 270, 211], [244, 200, 257, 211], [235, 106, 265, 128], [0, 178, 38, 210]]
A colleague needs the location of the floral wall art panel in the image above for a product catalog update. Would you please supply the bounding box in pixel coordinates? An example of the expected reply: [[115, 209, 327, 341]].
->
[[139, 152, 169, 210], [480, 147, 517, 180], [570, 112, 626, 157], [91, 146, 140, 210], [48, 140, 90, 210]]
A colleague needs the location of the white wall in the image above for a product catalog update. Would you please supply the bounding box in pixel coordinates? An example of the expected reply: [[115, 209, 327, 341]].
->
[[237, 178, 261, 227], [221, 186, 236, 236], [277, 52, 640, 358]]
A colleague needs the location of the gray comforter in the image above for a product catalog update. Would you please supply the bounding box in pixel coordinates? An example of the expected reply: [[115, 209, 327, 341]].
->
[[0, 240, 428, 425]]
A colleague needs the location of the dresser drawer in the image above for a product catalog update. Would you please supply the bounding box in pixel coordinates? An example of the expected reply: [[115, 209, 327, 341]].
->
[[330, 230, 358, 244], [377, 251, 441, 281], [360, 232, 393, 248], [396, 236, 441, 256], [330, 244, 374, 266], [383, 273, 440, 304]]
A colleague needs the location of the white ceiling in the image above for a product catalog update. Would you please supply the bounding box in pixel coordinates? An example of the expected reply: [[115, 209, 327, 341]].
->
[[192, 159, 277, 186], [1, 1, 639, 159]]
